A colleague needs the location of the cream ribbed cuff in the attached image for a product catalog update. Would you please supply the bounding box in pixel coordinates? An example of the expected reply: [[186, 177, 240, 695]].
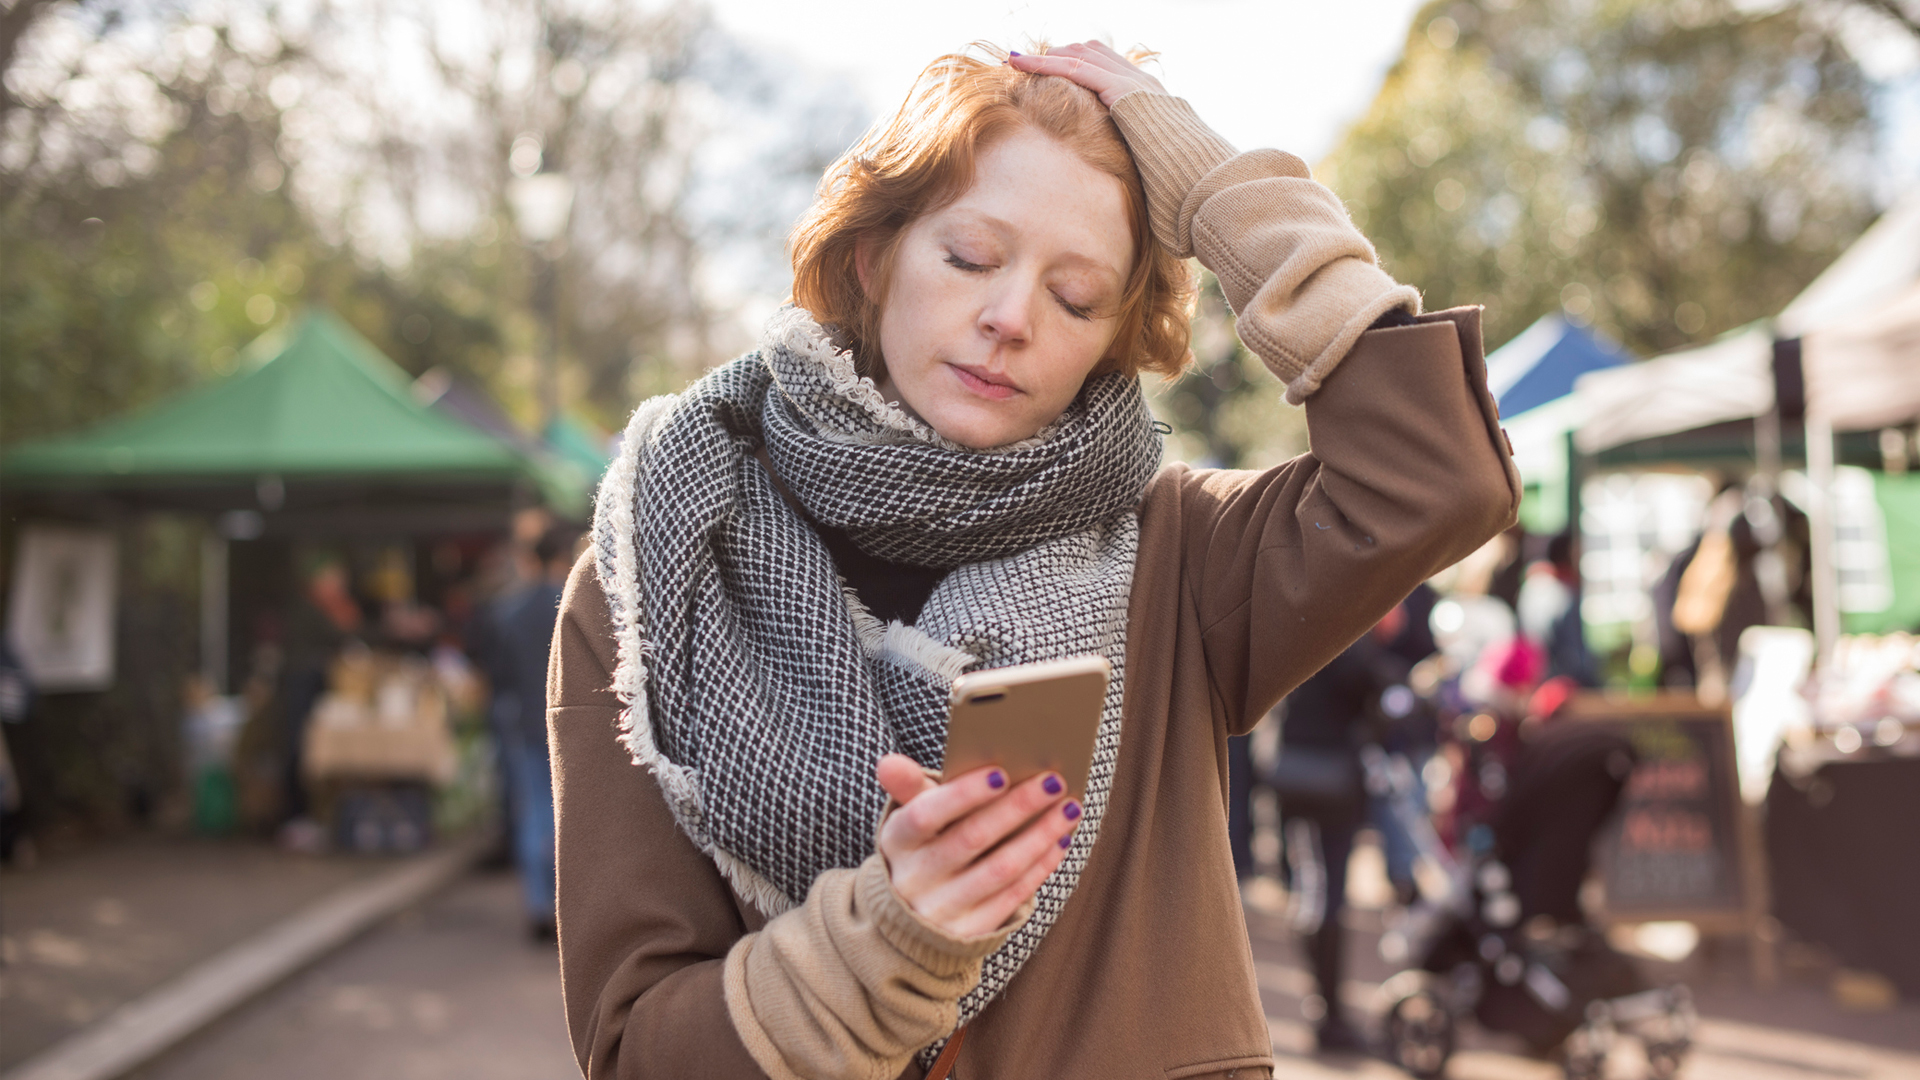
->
[[1108, 90, 1420, 400], [722, 853, 1031, 1080], [1107, 90, 1237, 258], [855, 853, 1028, 973]]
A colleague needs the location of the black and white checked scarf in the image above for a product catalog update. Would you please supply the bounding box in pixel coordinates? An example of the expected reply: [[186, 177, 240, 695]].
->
[[591, 306, 1161, 1036]]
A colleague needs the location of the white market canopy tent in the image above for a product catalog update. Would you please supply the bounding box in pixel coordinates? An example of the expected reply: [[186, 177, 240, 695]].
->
[[1776, 192, 1920, 340], [1801, 282, 1920, 432], [1572, 324, 1773, 455], [1573, 192, 1920, 454]]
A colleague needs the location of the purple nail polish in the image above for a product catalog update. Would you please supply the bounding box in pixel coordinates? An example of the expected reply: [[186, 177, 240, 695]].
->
[[1009, 50, 1023, 57], [1043, 774, 1063, 796], [987, 770, 1006, 790], [1058, 835, 1071, 849], [1064, 800, 1082, 821]]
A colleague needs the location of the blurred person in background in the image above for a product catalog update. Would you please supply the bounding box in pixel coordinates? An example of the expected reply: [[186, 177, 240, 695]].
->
[[1445, 634, 1544, 856], [546, 41, 1515, 1079], [0, 639, 30, 864], [1272, 607, 1421, 1052], [1661, 482, 1798, 698], [277, 554, 362, 848], [1516, 531, 1597, 687], [474, 528, 576, 941], [1369, 583, 1440, 906]]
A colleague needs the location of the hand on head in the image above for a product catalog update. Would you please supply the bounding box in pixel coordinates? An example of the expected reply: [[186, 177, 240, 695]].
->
[[1007, 41, 1167, 107], [875, 753, 1081, 939]]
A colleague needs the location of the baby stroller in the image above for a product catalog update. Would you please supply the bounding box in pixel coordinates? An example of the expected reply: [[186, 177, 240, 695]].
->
[[1371, 721, 1696, 1079]]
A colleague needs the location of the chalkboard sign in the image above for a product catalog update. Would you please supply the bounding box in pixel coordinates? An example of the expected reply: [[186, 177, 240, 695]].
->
[[1564, 694, 1757, 926]]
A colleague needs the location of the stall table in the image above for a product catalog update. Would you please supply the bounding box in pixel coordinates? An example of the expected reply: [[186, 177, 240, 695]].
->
[[1766, 745, 1920, 994]]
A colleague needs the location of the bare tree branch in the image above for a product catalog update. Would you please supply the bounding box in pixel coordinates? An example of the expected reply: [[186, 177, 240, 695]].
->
[[0, 0, 62, 120]]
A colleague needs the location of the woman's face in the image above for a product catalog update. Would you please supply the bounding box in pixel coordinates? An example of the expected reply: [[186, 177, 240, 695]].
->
[[865, 128, 1133, 449]]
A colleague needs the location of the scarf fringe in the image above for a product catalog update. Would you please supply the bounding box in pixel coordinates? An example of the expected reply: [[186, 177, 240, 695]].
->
[[881, 623, 974, 683], [842, 584, 889, 656], [765, 308, 945, 445], [713, 846, 798, 917], [594, 393, 807, 914], [842, 585, 974, 684]]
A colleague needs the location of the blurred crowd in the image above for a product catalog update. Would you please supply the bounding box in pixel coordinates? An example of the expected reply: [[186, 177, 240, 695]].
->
[[1232, 526, 1604, 1052]]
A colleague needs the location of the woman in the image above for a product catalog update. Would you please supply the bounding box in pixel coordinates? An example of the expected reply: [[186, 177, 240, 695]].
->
[[549, 41, 1517, 1080]]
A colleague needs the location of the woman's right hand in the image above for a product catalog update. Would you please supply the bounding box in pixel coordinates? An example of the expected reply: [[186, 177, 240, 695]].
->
[[1007, 41, 1168, 108], [875, 753, 1082, 939]]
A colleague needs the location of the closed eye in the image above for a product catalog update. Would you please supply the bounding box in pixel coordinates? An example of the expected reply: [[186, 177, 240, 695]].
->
[[1054, 294, 1095, 321], [947, 251, 1096, 321]]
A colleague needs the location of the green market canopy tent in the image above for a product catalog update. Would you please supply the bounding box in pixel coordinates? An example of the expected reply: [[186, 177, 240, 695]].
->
[[543, 415, 612, 486], [2, 309, 590, 531]]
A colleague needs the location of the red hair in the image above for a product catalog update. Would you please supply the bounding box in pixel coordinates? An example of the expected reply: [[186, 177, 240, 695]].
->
[[789, 45, 1195, 381]]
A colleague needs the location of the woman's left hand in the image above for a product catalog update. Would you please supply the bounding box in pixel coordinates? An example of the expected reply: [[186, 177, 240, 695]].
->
[[1007, 41, 1167, 108]]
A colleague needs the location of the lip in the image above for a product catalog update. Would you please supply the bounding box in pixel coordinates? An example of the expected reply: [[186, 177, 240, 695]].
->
[[948, 362, 1019, 401]]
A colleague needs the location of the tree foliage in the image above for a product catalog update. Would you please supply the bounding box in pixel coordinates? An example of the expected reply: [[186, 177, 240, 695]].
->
[[2, 7, 327, 443], [1149, 274, 1308, 471], [0, 0, 864, 447], [1318, 0, 1882, 357]]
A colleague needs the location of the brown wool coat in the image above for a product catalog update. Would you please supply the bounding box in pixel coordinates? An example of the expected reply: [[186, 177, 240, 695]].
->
[[546, 307, 1519, 1080], [547, 90, 1519, 1080]]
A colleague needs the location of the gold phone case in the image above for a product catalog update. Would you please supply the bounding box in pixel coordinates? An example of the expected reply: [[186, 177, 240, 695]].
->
[[941, 655, 1110, 799]]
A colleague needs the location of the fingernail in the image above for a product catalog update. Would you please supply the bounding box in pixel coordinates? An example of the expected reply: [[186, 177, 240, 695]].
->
[[1009, 50, 1023, 57], [1058, 835, 1071, 849], [1064, 800, 1082, 821], [1043, 774, 1063, 796], [987, 770, 1006, 790]]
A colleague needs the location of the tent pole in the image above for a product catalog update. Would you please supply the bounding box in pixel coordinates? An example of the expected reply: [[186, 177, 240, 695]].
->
[[1752, 400, 1791, 628], [201, 531, 228, 695], [1565, 429, 1583, 539], [1805, 409, 1840, 669]]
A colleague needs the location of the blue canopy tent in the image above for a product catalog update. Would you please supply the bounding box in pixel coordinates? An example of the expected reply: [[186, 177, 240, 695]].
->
[[1483, 314, 1632, 533], [1486, 314, 1632, 420]]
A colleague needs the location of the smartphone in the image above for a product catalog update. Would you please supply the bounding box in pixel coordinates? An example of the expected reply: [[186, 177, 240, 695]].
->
[[940, 655, 1111, 799]]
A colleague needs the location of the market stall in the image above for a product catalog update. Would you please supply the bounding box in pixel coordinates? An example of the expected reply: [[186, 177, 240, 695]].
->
[[1766, 632, 1920, 997], [1549, 194, 1920, 998], [1, 309, 587, 844]]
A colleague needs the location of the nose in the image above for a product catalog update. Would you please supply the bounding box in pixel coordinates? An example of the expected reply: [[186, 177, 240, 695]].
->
[[977, 277, 1034, 348]]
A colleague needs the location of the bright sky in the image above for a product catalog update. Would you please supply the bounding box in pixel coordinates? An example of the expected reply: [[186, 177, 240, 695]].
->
[[702, 0, 1431, 164]]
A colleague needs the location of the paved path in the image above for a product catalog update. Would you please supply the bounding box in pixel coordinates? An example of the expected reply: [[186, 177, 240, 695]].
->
[[0, 838, 386, 1072], [87, 862, 1920, 1080], [126, 869, 574, 1080]]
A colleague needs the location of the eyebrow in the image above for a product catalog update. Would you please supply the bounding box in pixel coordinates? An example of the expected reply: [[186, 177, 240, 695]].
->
[[941, 210, 1126, 288]]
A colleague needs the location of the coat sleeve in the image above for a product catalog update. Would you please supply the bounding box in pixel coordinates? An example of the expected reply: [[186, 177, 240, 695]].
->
[[1107, 90, 1421, 402], [547, 549, 773, 1079], [1176, 308, 1521, 735], [1105, 93, 1516, 734]]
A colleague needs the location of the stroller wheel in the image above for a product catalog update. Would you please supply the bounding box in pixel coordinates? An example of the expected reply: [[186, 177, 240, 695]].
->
[[1383, 980, 1455, 1079], [1559, 1019, 1611, 1080], [1562, 1056, 1605, 1080], [1644, 1040, 1686, 1080]]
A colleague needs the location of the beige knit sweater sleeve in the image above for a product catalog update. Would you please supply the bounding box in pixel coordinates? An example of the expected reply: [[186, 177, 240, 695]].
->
[[723, 852, 1027, 1080], [1107, 90, 1421, 402]]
